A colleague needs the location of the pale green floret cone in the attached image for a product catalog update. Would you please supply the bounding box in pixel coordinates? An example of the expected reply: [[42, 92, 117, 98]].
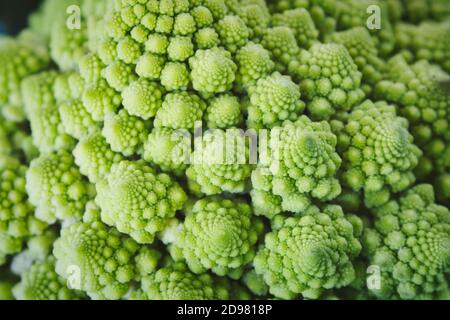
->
[[21, 71, 75, 154], [0, 35, 49, 121], [251, 116, 341, 218], [59, 99, 99, 140], [338, 100, 422, 208], [336, 0, 395, 56], [254, 205, 362, 299], [327, 27, 386, 94], [73, 132, 124, 183], [237, 2, 271, 40], [189, 48, 237, 94], [49, 18, 88, 71], [95, 160, 187, 244], [395, 21, 450, 73], [187, 129, 253, 196], [168, 197, 264, 278], [154, 91, 206, 130], [363, 184, 450, 300], [205, 94, 243, 129], [53, 72, 85, 102], [216, 15, 250, 53], [13, 256, 85, 300], [134, 261, 230, 300], [235, 42, 275, 90], [288, 43, 365, 120], [26, 151, 95, 224], [160, 62, 190, 91], [102, 109, 150, 156], [0, 157, 47, 265], [53, 202, 161, 300], [122, 78, 165, 120], [272, 9, 319, 49], [103, 60, 137, 92], [143, 127, 190, 176], [82, 79, 122, 122], [374, 56, 450, 183], [247, 72, 304, 129], [267, 0, 337, 37], [261, 26, 299, 73]]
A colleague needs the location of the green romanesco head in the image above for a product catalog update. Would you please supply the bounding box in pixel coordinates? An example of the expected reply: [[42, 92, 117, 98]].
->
[[26, 151, 95, 224], [289, 43, 365, 120], [0, 157, 47, 265], [169, 197, 264, 278], [251, 115, 342, 218], [254, 205, 362, 299], [338, 100, 422, 208], [53, 202, 161, 299], [95, 160, 187, 244], [13, 256, 85, 300], [363, 184, 450, 300], [186, 129, 254, 195], [247, 72, 304, 129], [205, 94, 243, 129]]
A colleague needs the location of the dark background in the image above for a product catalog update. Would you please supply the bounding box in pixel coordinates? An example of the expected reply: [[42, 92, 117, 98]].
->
[[0, 0, 43, 35]]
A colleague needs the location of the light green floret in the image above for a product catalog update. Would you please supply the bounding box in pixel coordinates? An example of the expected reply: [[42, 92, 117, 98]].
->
[[247, 72, 304, 129], [49, 18, 88, 71], [103, 60, 137, 92], [95, 160, 187, 244], [251, 116, 341, 218], [0, 35, 49, 119], [167, 197, 264, 278], [216, 15, 250, 53], [78, 53, 105, 85], [53, 72, 85, 102], [237, 2, 271, 40], [0, 157, 47, 265], [338, 100, 421, 208], [117, 36, 143, 64], [53, 202, 161, 300], [194, 27, 220, 49], [59, 99, 99, 140], [395, 21, 450, 72], [122, 78, 164, 120], [363, 184, 450, 300], [336, 0, 395, 56], [154, 92, 206, 130], [143, 127, 190, 176], [327, 27, 385, 94], [13, 256, 85, 300], [160, 62, 190, 91], [102, 109, 150, 156], [261, 27, 300, 72], [254, 205, 362, 299], [26, 151, 95, 224], [73, 132, 124, 183], [189, 48, 237, 94], [235, 42, 275, 90], [135, 53, 165, 79], [82, 79, 121, 122], [133, 261, 231, 300], [21, 71, 75, 154], [374, 56, 450, 179], [288, 43, 365, 120], [205, 94, 243, 129], [272, 9, 319, 49], [186, 129, 253, 195]]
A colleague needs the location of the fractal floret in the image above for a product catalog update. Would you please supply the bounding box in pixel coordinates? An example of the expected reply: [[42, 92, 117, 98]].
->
[[253, 205, 362, 299], [186, 129, 254, 196], [288, 43, 365, 120], [251, 116, 342, 218], [95, 160, 187, 244], [338, 100, 422, 208], [166, 197, 264, 278], [363, 184, 450, 300], [0, 0, 449, 302], [0, 157, 47, 265], [13, 256, 85, 300], [53, 202, 161, 299]]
